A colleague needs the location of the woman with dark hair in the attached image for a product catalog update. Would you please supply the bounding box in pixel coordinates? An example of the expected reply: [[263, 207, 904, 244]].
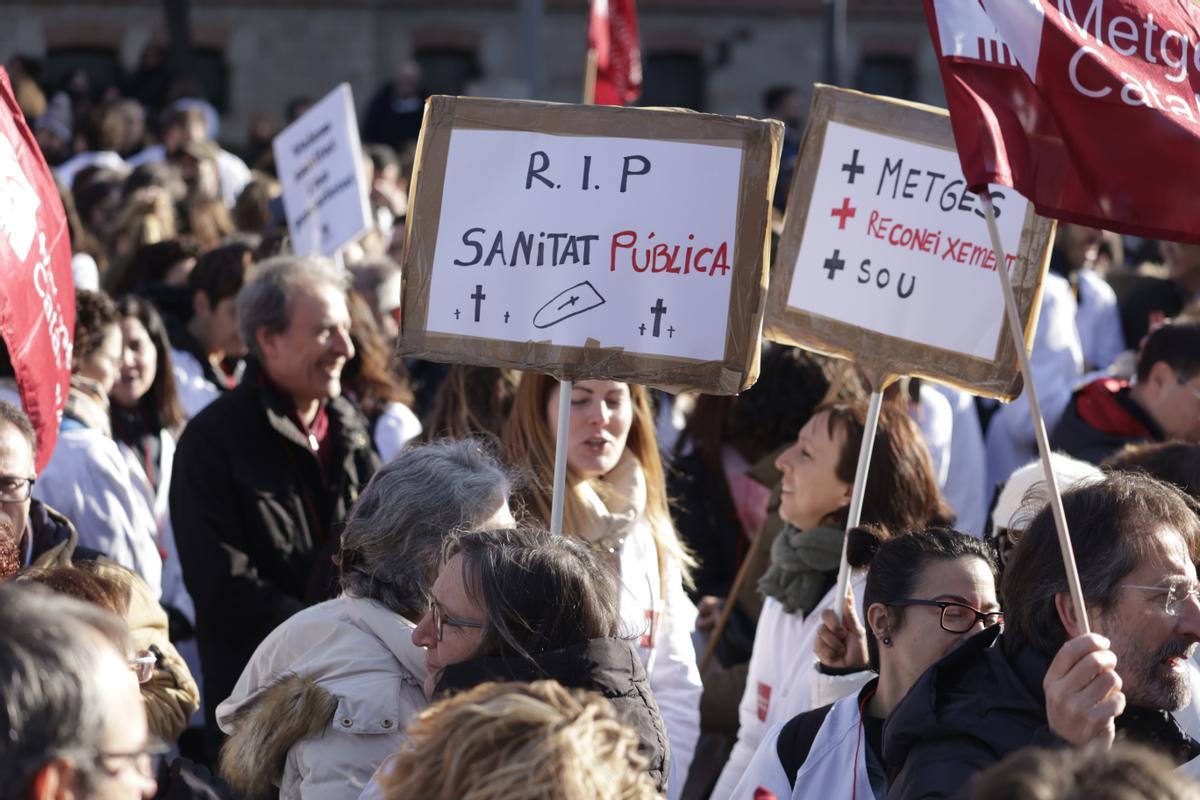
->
[[422, 365, 520, 443], [110, 295, 193, 633], [341, 291, 420, 461], [411, 526, 671, 793], [713, 402, 954, 796], [730, 527, 1000, 798], [34, 290, 162, 597], [504, 374, 701, 797]]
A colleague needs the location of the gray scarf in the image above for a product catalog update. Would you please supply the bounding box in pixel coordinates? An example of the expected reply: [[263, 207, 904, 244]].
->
[[757, 524, 845, 615]]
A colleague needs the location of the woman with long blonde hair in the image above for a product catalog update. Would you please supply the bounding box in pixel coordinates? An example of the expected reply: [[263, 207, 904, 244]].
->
[[504, 374, 700, 798]]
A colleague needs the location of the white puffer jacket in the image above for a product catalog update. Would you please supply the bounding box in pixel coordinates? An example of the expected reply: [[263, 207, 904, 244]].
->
[[216, 596, 427, 800]]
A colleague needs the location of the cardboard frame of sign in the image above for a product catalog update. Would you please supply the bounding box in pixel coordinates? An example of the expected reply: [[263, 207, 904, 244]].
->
[[765, 85, 1055, 399], [399, 95, 783, 394]]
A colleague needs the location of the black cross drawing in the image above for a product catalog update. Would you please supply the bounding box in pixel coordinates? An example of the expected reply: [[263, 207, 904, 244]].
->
[[558, 295, 580, 311], [823, 250, 846, 281], [638, 323, 646, 336], [454, 308, 461, 320], [842, 149, 864, 184], [649, 298, 667, 337], [667, 325, 675, 338], [470, 285, 486, 322], [504, 311, 511, 323]]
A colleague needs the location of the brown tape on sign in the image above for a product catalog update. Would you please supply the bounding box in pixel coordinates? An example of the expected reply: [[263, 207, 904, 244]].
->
[[398, 95, 783, 395], [764, 84, 1055, 401]]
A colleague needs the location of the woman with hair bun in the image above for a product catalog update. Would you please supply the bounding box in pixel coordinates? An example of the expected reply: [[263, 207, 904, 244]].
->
[[730, 527, 1001, 799], [713, 403, 954, 797]]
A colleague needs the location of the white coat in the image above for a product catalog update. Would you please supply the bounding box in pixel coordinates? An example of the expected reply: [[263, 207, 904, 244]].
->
[[217, 596, 428, 800], [730, 689, 872, 799], [712, 572, 867, 798]]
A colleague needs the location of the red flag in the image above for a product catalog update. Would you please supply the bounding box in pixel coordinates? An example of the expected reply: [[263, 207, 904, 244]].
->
[[588, 0, 642, 106], [0, 66, 75, 472], [924, 0, 1200, 243]]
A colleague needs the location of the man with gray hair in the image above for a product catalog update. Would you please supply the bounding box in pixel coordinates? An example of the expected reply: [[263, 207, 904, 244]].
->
[[170, 256, 379, 761], [0, 582, 156, 800], [213, 439, 514, 800]]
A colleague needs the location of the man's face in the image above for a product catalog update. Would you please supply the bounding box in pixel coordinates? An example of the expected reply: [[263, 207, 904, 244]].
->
[[0, 422, 35, 553], [1140, 362, 1200, 443], [258, 285, 354, 410], [1161, 241, 1200, 292], [1095, 526, 1200, 711], [210, 297, 245, 357], [1055, 223, 1103, 270], [86, 643, 157, 799]]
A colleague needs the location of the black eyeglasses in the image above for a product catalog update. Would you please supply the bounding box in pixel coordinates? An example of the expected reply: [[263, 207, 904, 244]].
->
[[887, 599, 1004, 634], [94, 736, 171, 778], [431, 601, 483, 642], [0, 475, 35, 504]]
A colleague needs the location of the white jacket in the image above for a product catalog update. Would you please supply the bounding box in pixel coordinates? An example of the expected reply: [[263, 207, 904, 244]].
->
[[371, 401, 422, 463], [730, 689, 872, 799], [34, 423, 163, 598], [217, 596, 427, 800], [713, 573, 867, 798], [171, 347, 222, 422]]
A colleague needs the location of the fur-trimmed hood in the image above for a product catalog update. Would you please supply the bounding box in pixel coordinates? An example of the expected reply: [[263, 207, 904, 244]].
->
[[216, 595, 427, 800]]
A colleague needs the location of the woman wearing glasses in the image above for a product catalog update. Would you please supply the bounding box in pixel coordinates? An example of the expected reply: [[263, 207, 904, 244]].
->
[[405, 526, 671, 795], [730, 526, 1000, 799]]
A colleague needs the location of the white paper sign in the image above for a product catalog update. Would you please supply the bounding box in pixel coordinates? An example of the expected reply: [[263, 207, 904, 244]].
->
[[785, 120, 1029, 362], [425, 129, 743, 362], [273, 83, 371, 257]]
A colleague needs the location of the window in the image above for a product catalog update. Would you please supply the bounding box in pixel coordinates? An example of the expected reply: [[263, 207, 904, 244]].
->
[[856, 54, 915, 101], [639, 51, 705, 112], [42, 46, 122, 94], [416, 47, 481, 97]]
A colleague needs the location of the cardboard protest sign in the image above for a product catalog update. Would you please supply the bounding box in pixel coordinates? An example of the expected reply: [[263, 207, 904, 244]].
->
[[399, 96, 782, 394], [273, 83, 372, 257], [0, 67, 75, 472], [765, 85, 1054, 398]]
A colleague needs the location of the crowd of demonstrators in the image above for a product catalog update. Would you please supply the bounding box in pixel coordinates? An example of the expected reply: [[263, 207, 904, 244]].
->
[[10, 52, 1200, 800]]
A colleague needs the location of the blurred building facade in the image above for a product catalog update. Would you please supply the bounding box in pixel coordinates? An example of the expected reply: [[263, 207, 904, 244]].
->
[[1, 0, 942, 147]]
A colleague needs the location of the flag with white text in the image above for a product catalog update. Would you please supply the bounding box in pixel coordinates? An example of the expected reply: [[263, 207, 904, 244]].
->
[[924, 0, 1200, 243]]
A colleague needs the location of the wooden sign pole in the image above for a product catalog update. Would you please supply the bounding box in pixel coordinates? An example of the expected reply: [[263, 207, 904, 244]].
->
[[550, 379, 574, 536], [834, 387, 885, 622], [980, 194, 1089, 632]]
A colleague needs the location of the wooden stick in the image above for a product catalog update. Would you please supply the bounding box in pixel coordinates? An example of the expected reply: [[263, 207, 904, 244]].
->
[[980, 193, 1089, 632], [583, 48, 598, 105], [550, 379, 573, 536], [833, 388, 884, 622]]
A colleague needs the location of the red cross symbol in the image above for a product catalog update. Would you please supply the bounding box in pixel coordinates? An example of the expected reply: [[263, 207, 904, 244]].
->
[[831, 197, 857, 229]]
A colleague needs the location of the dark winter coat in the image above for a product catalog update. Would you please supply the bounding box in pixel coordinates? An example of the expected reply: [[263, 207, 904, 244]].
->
[[883, 627, 1200, 800], [435, 637, 671, 793], [27, 498, 101, 567], [1050, 377, 1162, 465], [170, 360, 378, 756]]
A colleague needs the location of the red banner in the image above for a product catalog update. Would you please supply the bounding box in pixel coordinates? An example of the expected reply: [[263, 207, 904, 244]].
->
[[588, 0, 642, 106], [0, 66, 75, 472], [924, 0, 1200, 244]]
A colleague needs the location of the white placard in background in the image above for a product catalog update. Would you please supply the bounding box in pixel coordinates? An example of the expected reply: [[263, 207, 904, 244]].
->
[[273, 83, 371, 257], [786, 121, 1029, 361], [425, 129, 743, 362]]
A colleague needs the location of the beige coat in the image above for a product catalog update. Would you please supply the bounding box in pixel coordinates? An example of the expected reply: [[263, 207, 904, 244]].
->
[[216, 596, 427, 800]]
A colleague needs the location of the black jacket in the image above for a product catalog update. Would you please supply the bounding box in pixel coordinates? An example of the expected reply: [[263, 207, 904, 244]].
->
[[435, 637, 671, 793], [170, 360, 378, 753], [883, 627, 1200, 800], [26, 498, 102, 567], [1050, 378, 1162, 465]]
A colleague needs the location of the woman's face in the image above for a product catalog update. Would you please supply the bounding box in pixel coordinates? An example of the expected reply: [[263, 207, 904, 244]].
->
[[412, 553, 486, 698], [774, 411, 852, 530], [877, 555, 1000, 692], [77, 324, 124, 396], [111, 317, 158, 409], [546, 380, 634, 481]]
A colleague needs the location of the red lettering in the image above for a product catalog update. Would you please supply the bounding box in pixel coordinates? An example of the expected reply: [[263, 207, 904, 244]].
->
[[611, 231, 636, 271]]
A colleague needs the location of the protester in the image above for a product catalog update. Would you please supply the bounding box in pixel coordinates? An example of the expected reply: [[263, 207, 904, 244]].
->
[[1105, 441, 1200, 500], [128, 105, 251, 209], [15, 560, 201, 744], [171, 256, 380, 761], [1050, 223, 1126, 372], [884, 472, 1200, 798], [167, 242, 257, 420], [0, 581, 157, 800], [376, 681, 660, 800], [347, 256, 403, 347], [0, 399, 98, 568], [1051, 319, 1200, 463], [969, 742, 1200, 800], [54, 99, 128, 188], [423, 364, 519, 442], [363, 60, 425, 152], [342, 290, 420, 461], [214, 440, 512, 800], [731, 527, 1000, 798], [34, 289, 162, 597], [415, 526, 670, 792], [713, 403, 953, 797], [504, 374, 702, 797]]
